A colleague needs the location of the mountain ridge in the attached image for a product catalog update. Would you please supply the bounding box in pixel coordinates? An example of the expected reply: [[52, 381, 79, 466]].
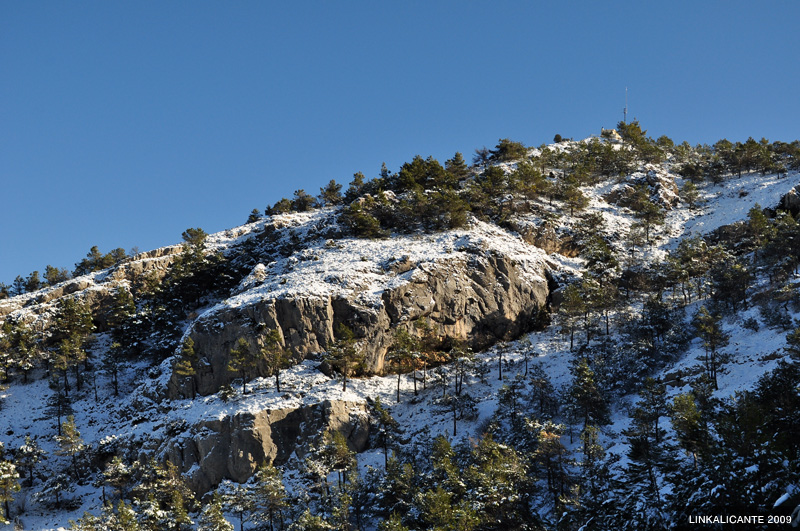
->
[[2, 128, 800, 530]]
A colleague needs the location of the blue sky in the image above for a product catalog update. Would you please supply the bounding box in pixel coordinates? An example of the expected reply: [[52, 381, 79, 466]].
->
[[1, 2, 799, 285]]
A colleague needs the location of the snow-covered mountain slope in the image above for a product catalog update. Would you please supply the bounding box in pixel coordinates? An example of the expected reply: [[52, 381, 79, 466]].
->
[[2, 134, 800, 530]]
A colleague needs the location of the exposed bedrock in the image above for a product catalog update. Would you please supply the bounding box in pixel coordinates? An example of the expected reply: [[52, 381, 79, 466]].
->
[[162, 400, 369, 494], [171, 251, 549, 398]]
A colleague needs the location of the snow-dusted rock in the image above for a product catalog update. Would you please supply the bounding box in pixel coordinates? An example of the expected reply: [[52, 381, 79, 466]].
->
[[170, 223, 548, 397], [163, 399, 368, 494]]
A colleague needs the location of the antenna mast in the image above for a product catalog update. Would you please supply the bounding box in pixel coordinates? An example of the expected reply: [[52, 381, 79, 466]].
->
[[623, 87, 628, 124]]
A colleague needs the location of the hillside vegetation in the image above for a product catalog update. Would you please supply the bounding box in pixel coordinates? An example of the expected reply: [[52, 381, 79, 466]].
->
[[1, 122, 800, 530]]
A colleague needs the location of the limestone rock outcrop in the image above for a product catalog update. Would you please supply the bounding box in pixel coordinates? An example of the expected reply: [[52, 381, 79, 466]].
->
[[173, 249, 549, 397], [162, 400, 369, 494]]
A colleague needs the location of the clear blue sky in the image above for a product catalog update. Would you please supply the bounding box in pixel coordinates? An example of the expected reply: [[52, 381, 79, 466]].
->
[[2, 2, 798, 285]]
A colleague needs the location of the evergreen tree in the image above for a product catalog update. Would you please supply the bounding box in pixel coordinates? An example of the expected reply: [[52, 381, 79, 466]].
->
[[561, 283, 585, 350], [51, 296, 95, 394], [574, 425, 618, 529], [292, 189, 318, 212], [259, 328, 290, 393], [199, 492, 234, 531], [0, 458, 20, 524], [319, 179, 343, 206], [387, 328, 417, 402], [370, 396, 400, 468], [228, 337, 258, 394], [620, 380, 673, 530], [531, 420, 571, 510], [173, 336, 198, 399], [339, 199, 387, 239], [417, 486, 479, 531], [692, 306, 729, 389], [289, 509, 333, 531], [56, 415, 85, 479], [255, 463, 287, 531], [222, 482, 258, 531], [344, 171, 366, 202], [318, 430, 356, 490], [104, 342, 125, 397], [103, 456, 133, 501], [16, 436, 43, 486], [670, 392, 706, 469], [527, 364, 558, 419], [491, 138, 527, 162], [25, 270, 42, 292], [377, 512, 409, 531], [473, 146, 491, 168], [11, 275, 25, 296], [569, 357, 610, 428], [445, 152, 469, 182], [269, 197, 293, 215], [680, 181, 700, 209], [326, 324, 363, 393]]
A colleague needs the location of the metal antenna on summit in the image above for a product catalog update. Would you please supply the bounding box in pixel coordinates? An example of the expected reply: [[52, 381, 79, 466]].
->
[[623, 87, 628, 124]]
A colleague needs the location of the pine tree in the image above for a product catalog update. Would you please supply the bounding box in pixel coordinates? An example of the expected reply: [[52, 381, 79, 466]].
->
[[445, 152, 469, 182], [104, 342, 124, 397], [228, 337, 257, 394], [0, 459, 20, 524], [680, 181, 700, 209], [44, 265, 71, 286], [531, 420, 570, 509], [319, 179, 343, 206], [670, 392, 706, 469], [16, 436, 43, 486], [259, 328, 290, 393], [692, 306, 729, 389], [52, 296, 95, 394], [464, 433, 531, 527], [377, 512, 409, 531], [255, 463, 287, 531], [418, 486, 479, 531], [199, 492, 234, 531], [46, 387, 74, 436], [11, 276, 25, 296], [292, 189, 318, 212], [289, 509, 333, 531], [371, 396, 400, 468], [387, 328, 417, 402], [56, 415, 85, 479], [620, 380, 674, 530], [114, 500, 141, 531], [344, 171, 366, 202], [173, 336, 198, 399], [222, 482, 258, 531], [11, 321, 40, 383], [561, 283, 585, 350], [575, 424, 618, 528], [569, 357, 609, 428], [103, 456, 133, 501], [326, 324, 363, 393], [25, 270, 42, 292], [318, 430, 356, 489]]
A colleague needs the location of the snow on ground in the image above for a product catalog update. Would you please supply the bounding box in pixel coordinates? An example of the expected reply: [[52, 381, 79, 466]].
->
[[201, 217, 551, 317], [670, 171, 799, 245], [4, 151, 800, 530]]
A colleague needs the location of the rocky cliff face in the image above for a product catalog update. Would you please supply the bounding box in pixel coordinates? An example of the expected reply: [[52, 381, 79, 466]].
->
[[172, 244, 549, 398], [161, 400, 369, 494]]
